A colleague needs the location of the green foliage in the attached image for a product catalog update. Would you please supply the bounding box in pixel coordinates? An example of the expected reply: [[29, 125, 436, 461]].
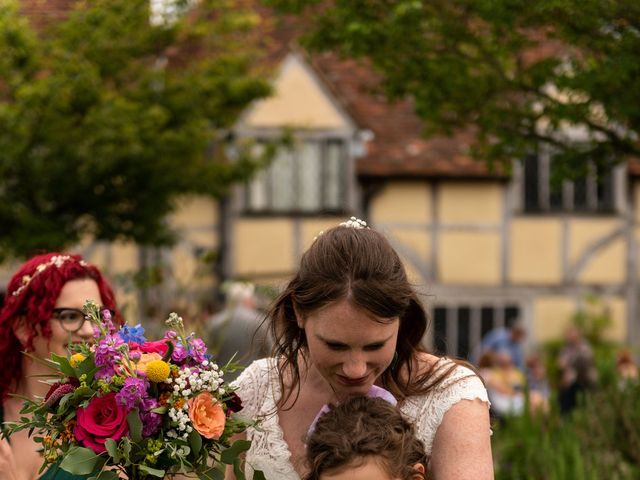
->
[[0, 0, 272, 260], [266, 0, 640, 174], [493, 380, 640, 480]]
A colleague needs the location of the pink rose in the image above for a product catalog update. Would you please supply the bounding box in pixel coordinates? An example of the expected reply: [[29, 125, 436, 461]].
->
[[137, 339, 170, 355], [74, 393, 129, 453]]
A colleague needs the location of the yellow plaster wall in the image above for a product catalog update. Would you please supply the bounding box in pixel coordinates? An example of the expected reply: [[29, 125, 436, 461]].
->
[[602, 297, 627, 342], [300, 217, 345, 252], [438, 182, 503, 224], [578, 238, 626, 284], [634, 181, 640, 223], [170, 196, 218, 230], [244, 56, 348, 130], [510, 218, 562, 284], [233, 218, 295, 275], [532, 296, 577, 342], [369, 183, 432, 224], [439, 231, 501, 285], [532, 295, 627, 342], [388, 229, 431, 285], [569, 219, 625, 284]]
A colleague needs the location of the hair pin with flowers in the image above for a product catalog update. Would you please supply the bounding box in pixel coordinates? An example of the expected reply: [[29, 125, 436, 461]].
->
[[11, 255, 89, 297], [314, 216, 369, 241]]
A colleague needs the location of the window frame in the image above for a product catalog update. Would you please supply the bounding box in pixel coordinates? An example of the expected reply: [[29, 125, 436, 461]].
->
[[242, 136, 351, 216], [516, 152, 625, 215], [430, 301, 524, 360]]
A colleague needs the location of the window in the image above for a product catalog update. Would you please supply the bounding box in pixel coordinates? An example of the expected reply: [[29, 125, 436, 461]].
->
[[150, 0, 196, 26], [432, 303, 521, 359], [523, 154, 616, 213], [244, 139, 348, 214]]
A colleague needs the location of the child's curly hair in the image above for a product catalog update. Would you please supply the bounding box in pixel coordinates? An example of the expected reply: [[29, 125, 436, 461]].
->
[[304, 396, 429, 480]]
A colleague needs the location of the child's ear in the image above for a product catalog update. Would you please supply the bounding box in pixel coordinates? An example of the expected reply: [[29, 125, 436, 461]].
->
[[411, 463, 426, 479]]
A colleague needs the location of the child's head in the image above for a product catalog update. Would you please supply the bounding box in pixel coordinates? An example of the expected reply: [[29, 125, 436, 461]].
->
[[304, 396, 428, 480]]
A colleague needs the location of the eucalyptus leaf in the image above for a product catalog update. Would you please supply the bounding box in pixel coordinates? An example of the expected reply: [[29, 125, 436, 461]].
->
[[196, 467, 224, 480], [188, 429, 202, 457], [138, 465, 165, 477], [59, 446, 105, 475], [220, 439, 251, 465], [104, 438, 120, 463], [126, 409, 143, 443], [88, 470, 119, 480]]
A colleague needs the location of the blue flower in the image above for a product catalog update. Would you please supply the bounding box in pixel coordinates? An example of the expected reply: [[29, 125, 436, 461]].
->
[[118, 324, 146, 344]]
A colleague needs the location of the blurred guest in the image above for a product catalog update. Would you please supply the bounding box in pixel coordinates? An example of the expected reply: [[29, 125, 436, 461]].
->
[[208, 282, 271, 382], [615, 349, 638, 387], [483, 349, 526, 418], [557, 325, 597, 414], [475, 321, 526, 370], [525, 353, 550, 413]]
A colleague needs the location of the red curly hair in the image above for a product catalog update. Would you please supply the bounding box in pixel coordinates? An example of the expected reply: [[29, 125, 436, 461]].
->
[[0, 252, 121, 400]]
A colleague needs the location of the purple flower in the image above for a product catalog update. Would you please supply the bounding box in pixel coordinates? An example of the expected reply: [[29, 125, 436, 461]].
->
[[115, 377, 148, 409], [172, 342, 188, 362], [118, 324, 146, 344], [164, 330, 177, 340], [95, 334, 125, 367], [140, 398, 162, 437], [95, 366, 116, 381], [188, 337, 207, 363]]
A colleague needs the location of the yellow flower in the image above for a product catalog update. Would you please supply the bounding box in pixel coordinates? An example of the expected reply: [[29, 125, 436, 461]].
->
[[145, 360, 170, 383], [70, 353, 86, 367]]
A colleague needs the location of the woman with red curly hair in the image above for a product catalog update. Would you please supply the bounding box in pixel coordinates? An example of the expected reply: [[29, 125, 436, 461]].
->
[[0, 252, 121, 480]]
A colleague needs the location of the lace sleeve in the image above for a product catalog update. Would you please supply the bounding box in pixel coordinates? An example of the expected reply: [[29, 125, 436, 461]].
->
[[230, 358, 273, 421], [402, 362, 490, 454]]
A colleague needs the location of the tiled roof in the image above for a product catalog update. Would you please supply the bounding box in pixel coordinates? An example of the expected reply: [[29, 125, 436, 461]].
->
[[309, 52, 501, 178]]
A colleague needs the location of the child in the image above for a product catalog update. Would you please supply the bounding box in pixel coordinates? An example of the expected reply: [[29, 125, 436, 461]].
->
[[304, 396, 428, 480]]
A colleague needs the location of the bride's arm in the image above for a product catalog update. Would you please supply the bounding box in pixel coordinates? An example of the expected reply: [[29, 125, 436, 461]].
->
[[430, 398, 494, 480]]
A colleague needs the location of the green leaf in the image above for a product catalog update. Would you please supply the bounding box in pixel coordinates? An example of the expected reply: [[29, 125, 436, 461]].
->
[[197, 467, 225, 480], [126, 408, 143, 443], [252, 469, 266, 480], [88, 470, 119, 480], [232, 458, 244, 480], [120, 436, 132, 463], [138, 465, 165, 477], [59, 446, 105, 475], [188, 428, 202, 457], [50, 353, 77, 377], [220, 439, 251, 465], [104, 438, 120, 463]]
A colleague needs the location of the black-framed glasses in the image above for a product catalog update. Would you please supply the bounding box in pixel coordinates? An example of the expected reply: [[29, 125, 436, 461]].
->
[[52, 308, 114, 333]]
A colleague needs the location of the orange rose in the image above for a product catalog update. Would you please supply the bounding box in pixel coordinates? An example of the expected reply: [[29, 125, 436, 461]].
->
[[136, 352, 162, 375], [187, 392, 226, 439]]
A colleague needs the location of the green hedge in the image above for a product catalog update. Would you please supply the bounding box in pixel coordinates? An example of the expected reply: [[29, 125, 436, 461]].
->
[[493, 380, 640, 479]]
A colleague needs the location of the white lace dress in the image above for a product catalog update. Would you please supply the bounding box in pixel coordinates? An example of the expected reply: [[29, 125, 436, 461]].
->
[[231, 357, 489, 480]]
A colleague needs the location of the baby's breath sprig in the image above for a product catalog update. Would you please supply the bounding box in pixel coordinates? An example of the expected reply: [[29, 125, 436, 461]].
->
[[82, 300, 107, 335], [165, 312, 188, 347]]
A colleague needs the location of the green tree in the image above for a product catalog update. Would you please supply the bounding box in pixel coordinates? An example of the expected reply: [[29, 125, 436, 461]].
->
[[0, 0, 271, 259], [266, 0, 640, 177]]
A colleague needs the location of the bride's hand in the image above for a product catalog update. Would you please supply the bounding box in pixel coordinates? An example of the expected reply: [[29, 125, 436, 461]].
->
[[0, 438, 20, 480]]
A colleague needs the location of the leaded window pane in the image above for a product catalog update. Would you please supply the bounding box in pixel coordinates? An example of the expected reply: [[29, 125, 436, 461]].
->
[[298, 142, 322, 212]]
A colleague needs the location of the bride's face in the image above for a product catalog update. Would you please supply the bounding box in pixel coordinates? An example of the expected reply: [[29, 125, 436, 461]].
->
[[298, 299, 399, 398]]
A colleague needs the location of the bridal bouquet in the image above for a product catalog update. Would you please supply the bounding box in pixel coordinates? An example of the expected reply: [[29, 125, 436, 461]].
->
[[4, 301, 259, 480]]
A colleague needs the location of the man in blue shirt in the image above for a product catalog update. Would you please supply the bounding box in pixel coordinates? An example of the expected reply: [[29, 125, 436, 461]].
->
[[477, 323, 526, 370]]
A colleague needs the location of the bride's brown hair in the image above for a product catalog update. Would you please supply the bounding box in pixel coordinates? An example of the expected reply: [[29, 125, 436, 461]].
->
[[267, 224, 458, 407]]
